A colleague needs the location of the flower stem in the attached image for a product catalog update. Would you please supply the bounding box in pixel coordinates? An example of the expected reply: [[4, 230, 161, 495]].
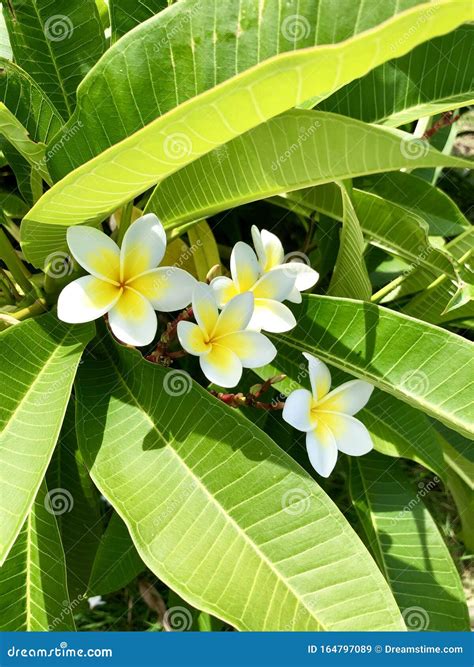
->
[[146, 306, 193, 364], [210, 374, 287, 410], [0, 227, 35, 296]]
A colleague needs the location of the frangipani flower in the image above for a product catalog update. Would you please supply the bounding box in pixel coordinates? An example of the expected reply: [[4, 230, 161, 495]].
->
[[282, 353, 374, 477], [58, 214, 196, 346], [177, 284, 277, 388], [210, 241, 297, 332], [251, 226, 319, 304]]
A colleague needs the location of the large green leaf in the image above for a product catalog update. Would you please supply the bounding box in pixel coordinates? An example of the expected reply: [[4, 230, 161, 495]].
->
[[351, 453, 469, 631], [280, 183, 457, 281], [2, 0, 106, 119], [327, 182, 371, 300], [46, 0, 467, 179], [147, 111, 469, 231], [274, 295, 473, 438], [0, 312, 94, 565], [75, 330, 404, 631], [47, 401, 102, 601], [356, 171, 470, 237], [0, 480, 75, 630], [88, 513, 145, 596], [318, 25, 474, 126], [21, 1, 471, 231], [110, 0, 168, 40]]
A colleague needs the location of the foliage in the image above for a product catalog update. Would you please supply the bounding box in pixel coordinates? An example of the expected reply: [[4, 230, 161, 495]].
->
[[0, 0, 472, 632]]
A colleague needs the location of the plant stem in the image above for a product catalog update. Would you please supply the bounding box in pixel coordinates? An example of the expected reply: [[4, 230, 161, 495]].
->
[[0, 227, 35, 296], [146, 307, 193, 364]]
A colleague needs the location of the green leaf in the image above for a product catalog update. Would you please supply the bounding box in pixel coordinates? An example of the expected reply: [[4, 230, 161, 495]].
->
[[0, 102, 50, 182], [318, 25, 474, 126], [47, 401, 103, 601], [188, 220, 220, 282], [0, 4, 12, 60], [356, 171, 470, 236], [75, 331, 404, 631], [147, 111, 469, 232], [0, 312, 94, 565], [21, 1, 472, 231], [282, 183, 457, 282], [3, 0, 106, 119], [46, 0, 469, 179], [0, 480, 75, 631], [88, 513, 145, 596], [351, 453, 469, 631], [328, 182, 371, 300], [0, 58, 64, 202], [110, 0, 167, 40], [274, 295, 474, 438]]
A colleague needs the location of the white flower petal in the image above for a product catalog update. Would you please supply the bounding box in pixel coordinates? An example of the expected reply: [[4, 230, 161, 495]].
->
[[303, 353, 331, 401], [67, 226, 120, 284], [57, 276, 121, 323], [317, 380, 374, 415], [213, 292, 254, 338], [230, 241, 260, 291], [252, 267, 295, 302], [210, 275, 238, 308], [177, 321, 210, 356], [129, 267, 196, 311], [249, 298, 296, 333], [282, 388, 316, 432], [319, 412, 374, 456], [200, 345, 242, 388], [251, 226, 265, 269], [305, 422, 338, 478], [192, 283, 218, 337], [260, 228, 285, 270], [217, 331, 276, 368], [108, 287, 157, 346], [120, 213, 167, 281], [280, 262, 319, 291], [287, 285, 302, 304]]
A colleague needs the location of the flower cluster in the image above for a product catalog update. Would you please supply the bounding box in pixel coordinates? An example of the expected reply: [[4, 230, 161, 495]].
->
[[57, 214, 374, 476]]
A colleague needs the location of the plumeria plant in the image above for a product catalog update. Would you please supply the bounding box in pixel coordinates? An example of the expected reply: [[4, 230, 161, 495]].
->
[[0, 0, 472, 635]]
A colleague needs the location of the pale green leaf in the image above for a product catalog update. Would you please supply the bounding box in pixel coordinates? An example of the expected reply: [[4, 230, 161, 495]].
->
[[318, 25, 474, 126], [0, 312, 94, 565], [328, 182, 371, 300], [188, 220, 220, 282], [0, 480, 75, 631], [22, 0, 472, 240], [75, 330, 404, 631], [0, 102, 50, 183], [351, 453, 469, 631], [88, 513, 145, 596]]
